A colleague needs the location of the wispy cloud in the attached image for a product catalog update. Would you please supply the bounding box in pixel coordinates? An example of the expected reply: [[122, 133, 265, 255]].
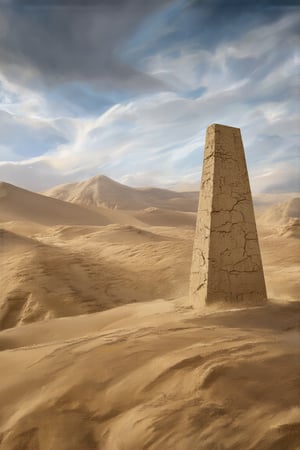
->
[[0, 0, 172, 91], [0, 0, 299, 193]]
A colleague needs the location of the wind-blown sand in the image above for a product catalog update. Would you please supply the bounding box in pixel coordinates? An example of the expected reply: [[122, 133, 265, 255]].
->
[[0, 299, 299, 450], [0, 179, 299, 449]]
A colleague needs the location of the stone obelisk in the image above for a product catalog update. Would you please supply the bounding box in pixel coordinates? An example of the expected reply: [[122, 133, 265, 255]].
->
[[189, 124, 267, 308]]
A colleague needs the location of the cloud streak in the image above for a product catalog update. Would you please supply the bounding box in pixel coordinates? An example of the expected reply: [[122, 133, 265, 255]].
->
[[0, 0, 299, 193]]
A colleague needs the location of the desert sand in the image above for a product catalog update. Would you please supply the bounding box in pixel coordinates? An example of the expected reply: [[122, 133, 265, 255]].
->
[[44, 175, 198, 212], [0, 176, 299, 450]]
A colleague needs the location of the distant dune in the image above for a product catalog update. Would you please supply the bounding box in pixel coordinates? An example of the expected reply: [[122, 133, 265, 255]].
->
[[43, 174, 295, 214], [44, 174, 198, 212], [133, 207, 196, 227], [0, 181, 114, 226]]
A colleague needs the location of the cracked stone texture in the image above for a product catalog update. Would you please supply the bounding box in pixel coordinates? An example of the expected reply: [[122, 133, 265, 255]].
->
[[189, 124, 267, 307]]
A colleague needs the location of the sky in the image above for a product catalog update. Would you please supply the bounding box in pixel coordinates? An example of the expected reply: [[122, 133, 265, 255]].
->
[[0, 0, 299, 193]]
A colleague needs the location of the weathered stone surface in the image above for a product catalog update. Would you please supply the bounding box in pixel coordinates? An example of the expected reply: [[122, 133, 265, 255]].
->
[[189, 124, 267, 308]]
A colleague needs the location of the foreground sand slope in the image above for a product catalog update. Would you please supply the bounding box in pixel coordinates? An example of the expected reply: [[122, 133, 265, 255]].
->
[[0, 299, 299, 450]]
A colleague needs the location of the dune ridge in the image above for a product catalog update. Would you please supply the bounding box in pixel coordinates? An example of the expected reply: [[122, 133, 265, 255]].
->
[[44, 174, 199, 211], [0, 181, 114, 226], [0, 223, 192, 330], [43, 174, 296, 213]]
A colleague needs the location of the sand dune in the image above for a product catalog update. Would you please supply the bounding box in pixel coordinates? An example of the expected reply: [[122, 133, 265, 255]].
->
[[0, 224, 192, 330], [0, 181, 114, 226], [134, 207, 196, 227], [43, 174, 293, 214], [1, 215, 298, 332], [0, 180, 299, 449], [0, 299, 299, 450], [0, 183, 299, 332], [44, 174, 198, 212], [0, 220, 49, 238], [0, 228, 39, 254]]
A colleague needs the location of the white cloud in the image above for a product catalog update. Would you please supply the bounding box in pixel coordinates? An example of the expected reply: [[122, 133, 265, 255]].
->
[[0, 72, 45, 118], [1, 88, 297, 193], [223, 14, 299, 59], [0, 13, 298, 194]]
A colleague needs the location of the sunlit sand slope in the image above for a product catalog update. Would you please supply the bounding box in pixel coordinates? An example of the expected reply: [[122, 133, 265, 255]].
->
[[0, 224, 193, 330], [0, 182, 114, 226], [44, 174, 198, 212], [0, 299, 299, 450]]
